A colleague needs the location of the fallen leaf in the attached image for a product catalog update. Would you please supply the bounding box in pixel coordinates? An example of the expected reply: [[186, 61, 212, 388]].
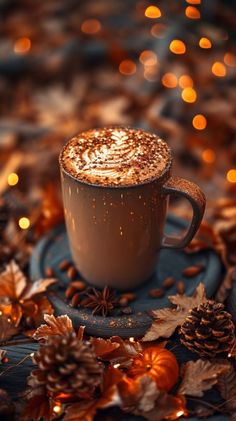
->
[[217, 364, 236, 412], [179, 359, 229, 397], [20, 394, 55, 421], [90, 338, 120, 358], [0, 260, 27, 300], [119, 375, 160, 413], [33, 314, 74, 340], [168, 282, 207, 310], [0, 315, 19, 343], [22, 278, 56, 300], [105, 336, 142, 367], [142, 308, 187, 341], [136, 392, 187, 421], [23, 295, 54, 328]]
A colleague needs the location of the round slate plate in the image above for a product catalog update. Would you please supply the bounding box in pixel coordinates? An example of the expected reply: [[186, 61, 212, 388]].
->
[[30, 215, 222, 338]]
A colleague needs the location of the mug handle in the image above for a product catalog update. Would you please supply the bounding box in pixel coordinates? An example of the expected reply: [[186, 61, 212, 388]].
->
[[161, 176, 206, 249]]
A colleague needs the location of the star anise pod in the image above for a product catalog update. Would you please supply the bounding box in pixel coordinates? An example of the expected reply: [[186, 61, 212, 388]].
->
[[80, 286, 116, 317]]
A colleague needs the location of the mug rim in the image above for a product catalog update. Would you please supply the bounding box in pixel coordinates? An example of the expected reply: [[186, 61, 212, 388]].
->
[[59, 126, 173, 189]]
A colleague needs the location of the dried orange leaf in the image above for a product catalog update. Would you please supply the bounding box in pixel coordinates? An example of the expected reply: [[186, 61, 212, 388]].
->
[[168, 282, 207, 310], [20, 394, 55, 421], [0, 260, 27, 300], [0, 315, 19, 342], [142, 308, 187, 341], [22, 278, 56, 300], [33, 314, 74, 340], [119, 375, 159, 413], [90, 337, 120, 358], [179, 359, 229, 397]]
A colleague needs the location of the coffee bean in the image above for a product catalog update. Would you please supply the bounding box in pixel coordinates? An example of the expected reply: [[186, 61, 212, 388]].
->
[[119, 297, 129, 307], [59, 259, 71, 271], [45, 267, 54, 277], [67, 266, 77, 280], [162, 276, 175, 289], [121, 292, 136, 302], [70, 280, 86, 290], [176, 281, 185, 294], [65, 285, 76, 299], [71, 292, 81, 307], [149, 288, 164, 298], [182, 265, 204, 277]]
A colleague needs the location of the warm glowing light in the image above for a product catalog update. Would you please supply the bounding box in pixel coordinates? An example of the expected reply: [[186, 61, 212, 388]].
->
[[7, 172, 19, 186], [199, 37, 212, 49], [227, 169, 236, 183], [30, 353, 35, 357], [19, 217, 30, 230], [181, 87, 197, 103], [145, 5, 161, 18], [129, 337, 135, 342], [139, 50, 157, 66], [162, 73, 178, 88], [186, 0, 201, 3], [176, 410, 185, 417], [113, 363, 121, 368], [14, 37, 31, 54], [192, 114, 207, 130], [185, 6, 201, 19], [224, 52, 236, 67], [81, 19, 101, 34], [178, 75, 193, 88], [53, 405, 62, 414], [169, 40, 186, 54], [119, 60, 136, 76], [144, 66, 159, 81], [202, 149, 215, 164], [211, 62, 226, 77], [150, 23, 166, 38]]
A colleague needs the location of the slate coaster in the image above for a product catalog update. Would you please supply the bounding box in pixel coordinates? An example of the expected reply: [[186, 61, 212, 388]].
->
[[30, 215, 222, 338]]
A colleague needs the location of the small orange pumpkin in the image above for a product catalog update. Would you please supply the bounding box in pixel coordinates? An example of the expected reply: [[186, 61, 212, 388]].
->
[[128, 347, 179, 392]]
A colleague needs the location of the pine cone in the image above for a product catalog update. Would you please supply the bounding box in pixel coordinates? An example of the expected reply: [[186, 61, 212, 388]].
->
[[31, 333, 103, 397], [180, 300, 235, 357]]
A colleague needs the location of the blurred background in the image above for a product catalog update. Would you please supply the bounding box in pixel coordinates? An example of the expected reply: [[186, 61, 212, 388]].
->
[[0, 0, 235, 269]]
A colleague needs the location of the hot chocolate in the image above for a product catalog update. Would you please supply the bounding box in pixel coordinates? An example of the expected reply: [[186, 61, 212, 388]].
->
[[60, 127, 171, 186]]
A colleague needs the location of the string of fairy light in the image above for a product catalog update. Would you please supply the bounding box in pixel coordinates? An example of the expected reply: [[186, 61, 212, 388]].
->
[[5, 0, 236, 231]]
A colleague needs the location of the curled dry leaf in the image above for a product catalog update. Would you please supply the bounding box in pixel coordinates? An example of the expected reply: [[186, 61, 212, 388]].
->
[[33, 314, 74, 340], [20, 393, 57, 421], [22, 278, 56, 301], [118, 375, 160, 413], [135, 392, 187, 421], [0, 260, 27, 299], [105, 336, 142, 367], [142, 283, 207, 341], [217, 364, 236, 412], [90, 337, 120, 358], [0, 315, 19, 343], [178, 359, 230, 397]]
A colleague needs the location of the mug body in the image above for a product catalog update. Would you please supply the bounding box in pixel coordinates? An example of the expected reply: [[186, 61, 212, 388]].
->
[[60, 170, 169, 290]]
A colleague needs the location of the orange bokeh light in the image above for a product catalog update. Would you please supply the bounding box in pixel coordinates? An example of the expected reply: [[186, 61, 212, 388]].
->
[[150, 23, 166, 38], [162, 73, 178, 88], [185, 6, 201, 19], [139, 50, 158, 66], [81, 19, 101, 34], [119, 59, 136, 75], [178, 75, 193, 88], [192, 114, 207, 130], [14, 37, 31, 54], [199, 37, 212, 49], [202, 149, 215, 164], [181, 87, 197, 103], [224, 52, 236, 67], [211, 62, 226, 77], [145, 5, 161, 18], [227, 169, 236, 183], [186, 0, 201, 3], [169, 40, 186, 54]]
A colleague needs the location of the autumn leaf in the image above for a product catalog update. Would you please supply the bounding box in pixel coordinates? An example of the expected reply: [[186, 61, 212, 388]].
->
[[64, 367, 123, 421], [23, 295, 54, 328], [119, 375, 160, 413], [22, 278, 56, 300], [137, 393, 187, 421], [90, 337, 120, 358], [0, 315, 19, 343], [142, 283, 207, 342], [103, 336, 142, 367], [179, 359, 229, 397], [33, 314, 74, 340], [142, 308, 187, 341], [0, 260, 27, 300], [20, 394, 56, 421], [217, 364, 236, 412]]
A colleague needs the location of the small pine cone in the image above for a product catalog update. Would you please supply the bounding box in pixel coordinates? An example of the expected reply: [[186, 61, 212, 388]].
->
[[180, 300, 235, 358], [31, 333, 103, 397]]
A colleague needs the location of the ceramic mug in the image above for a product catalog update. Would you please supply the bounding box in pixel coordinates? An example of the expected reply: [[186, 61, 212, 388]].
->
[[59, 128, 205, 290]]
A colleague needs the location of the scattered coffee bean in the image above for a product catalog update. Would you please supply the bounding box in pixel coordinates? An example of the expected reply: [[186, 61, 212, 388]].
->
[[149, 288, 164, 298], [162, 276, 175, 289], [121, 307, 133, 315], [121, 292, 136, 302], [182, 265, 204, 277], [176, 281, 185, 294], [45, 267, 54, 277], [71, 292, 81, 307], [59, 259, 71, 271], [67, 266, 77, 280], [119, 297, 129, 307], [65, 285, 76, 299], [70, 280, 86, 291]]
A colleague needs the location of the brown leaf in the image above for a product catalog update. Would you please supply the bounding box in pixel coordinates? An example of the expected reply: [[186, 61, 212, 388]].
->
[[119, 375, 160, 413], [105, 336, 142, 367], [20, 394, 55, 421], [0, 302, 23, 326], [33, 314, 74, 340], [217, 364, 236, 412], [142, 308, 187, 341], [22, 278, 56, 300], [0, 315, 19, 343], [179, 359, 229, 397], [168, 282, 207, 310], [90, 338, 120, 358], [0, 260, 27, 300], [23, 296, 54, 328], [136, 393, 187, 421], [63, 400, 98, 421]]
